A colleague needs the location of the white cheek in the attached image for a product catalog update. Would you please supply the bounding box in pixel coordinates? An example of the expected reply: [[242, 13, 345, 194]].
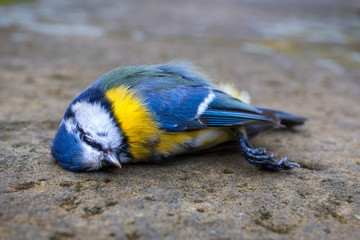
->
[[95, 131, 122, 150], [71, 101, 123, 149], [81, 143, 103, 170]]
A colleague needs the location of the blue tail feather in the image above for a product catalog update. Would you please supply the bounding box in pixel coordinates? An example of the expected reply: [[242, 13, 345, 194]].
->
[[202, 109, 278, 127]]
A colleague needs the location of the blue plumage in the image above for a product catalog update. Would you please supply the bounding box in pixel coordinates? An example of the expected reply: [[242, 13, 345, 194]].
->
[[141, 85, 277, 131], [202, 110, 277, 127], [142, 85, 211, 131], [51, 123, 84, 171]]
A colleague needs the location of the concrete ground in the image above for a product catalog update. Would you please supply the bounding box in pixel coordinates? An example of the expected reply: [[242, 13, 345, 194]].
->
[[1, 0, 360, 239]]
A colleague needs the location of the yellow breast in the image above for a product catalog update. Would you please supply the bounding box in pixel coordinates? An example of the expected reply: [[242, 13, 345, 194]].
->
[[105, 86, 159, 160]]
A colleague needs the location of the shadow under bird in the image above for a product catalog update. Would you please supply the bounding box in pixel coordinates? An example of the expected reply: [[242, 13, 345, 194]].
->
[[51, 63, 307, 172]]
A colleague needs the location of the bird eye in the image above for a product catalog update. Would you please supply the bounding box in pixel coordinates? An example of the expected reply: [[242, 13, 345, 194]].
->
[[82, 135, 103, 151]]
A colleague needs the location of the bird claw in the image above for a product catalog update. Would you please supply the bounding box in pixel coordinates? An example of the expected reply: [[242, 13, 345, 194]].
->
[[260, 157, 300, 170], [238, 132, 300, 171], [246, 145, 267, 156]]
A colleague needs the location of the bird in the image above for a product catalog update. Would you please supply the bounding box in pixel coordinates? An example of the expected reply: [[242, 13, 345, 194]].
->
[[51, 62, 307, 172]]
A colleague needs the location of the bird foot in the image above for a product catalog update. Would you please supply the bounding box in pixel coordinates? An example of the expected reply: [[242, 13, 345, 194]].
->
[[237, 132, 300, 170]]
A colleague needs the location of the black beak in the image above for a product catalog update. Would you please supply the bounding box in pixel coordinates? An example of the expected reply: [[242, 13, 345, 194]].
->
[[102, 151, 121, 168]]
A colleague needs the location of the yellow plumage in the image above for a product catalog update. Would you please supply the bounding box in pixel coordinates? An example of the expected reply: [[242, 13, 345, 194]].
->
[[105, 86, 159, 160]]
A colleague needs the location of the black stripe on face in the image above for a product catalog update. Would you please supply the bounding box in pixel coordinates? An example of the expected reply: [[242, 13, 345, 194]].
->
[[76, 125, 104, 151]]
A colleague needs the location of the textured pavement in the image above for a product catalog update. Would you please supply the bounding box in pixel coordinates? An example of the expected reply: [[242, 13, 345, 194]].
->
[[1, 0, 360, 239]]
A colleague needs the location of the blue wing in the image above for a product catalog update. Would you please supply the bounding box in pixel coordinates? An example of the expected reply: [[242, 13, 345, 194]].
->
[[141, 85, 211, 131], [140, 85, 277, 132]]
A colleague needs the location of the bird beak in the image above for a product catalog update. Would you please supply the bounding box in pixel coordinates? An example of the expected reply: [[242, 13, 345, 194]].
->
[[103, 151, 122, 168]]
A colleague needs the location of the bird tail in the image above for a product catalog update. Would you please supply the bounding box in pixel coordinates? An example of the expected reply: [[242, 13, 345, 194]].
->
[[245, 107, 308, 139]]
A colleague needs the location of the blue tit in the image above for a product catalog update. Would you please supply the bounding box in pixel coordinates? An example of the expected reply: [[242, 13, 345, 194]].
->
[[51, 62, 307, 172]]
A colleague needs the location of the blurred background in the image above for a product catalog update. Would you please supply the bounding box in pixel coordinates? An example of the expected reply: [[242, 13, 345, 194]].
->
[[1, 0, 360, 239], [1, 0, 359, 122], [0, 0, 359, 122]]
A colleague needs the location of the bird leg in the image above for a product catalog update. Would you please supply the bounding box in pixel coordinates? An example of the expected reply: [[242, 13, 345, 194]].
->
[[237, 131, 300, 170]]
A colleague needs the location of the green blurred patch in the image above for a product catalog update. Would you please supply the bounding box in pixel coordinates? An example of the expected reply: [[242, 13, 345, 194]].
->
[[0, 0, 33, 5], [49, 74, 73, 81], [0, 134, 11, 141], [12, 142, 27, 148], [0, 121, 31, 132]]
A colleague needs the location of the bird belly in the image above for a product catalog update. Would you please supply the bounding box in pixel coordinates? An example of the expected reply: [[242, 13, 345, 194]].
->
[[156, 128, 237, 156]]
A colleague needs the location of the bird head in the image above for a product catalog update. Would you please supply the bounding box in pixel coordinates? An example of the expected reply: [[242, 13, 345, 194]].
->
[[51, 100, 128, 171]]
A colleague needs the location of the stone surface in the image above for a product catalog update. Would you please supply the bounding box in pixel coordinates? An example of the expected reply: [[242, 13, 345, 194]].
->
[[0, 0, 360, 239]]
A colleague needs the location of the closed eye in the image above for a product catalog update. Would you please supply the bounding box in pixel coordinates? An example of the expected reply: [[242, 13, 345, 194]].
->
[[77, 124, 104, 151], [82, 135, 103, 151]]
